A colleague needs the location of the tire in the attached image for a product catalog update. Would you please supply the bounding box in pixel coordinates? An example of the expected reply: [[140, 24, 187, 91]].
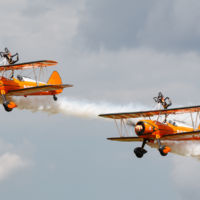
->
[[159, 145, 168, 156], [53, 95, 58, 101], [134, 147, 147, 158], [3, 102, 13, 112]]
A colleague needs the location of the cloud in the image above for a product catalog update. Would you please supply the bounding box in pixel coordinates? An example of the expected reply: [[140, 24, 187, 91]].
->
[[0, 0, 83, 58], [77, 0, 154, 50], [76, 0, 200, 52], [139, 0, 200, 51], [63, 47, 200, 105], [171, 156, 200, 200], [0, 153, 28, 181], [0, 139, 31, 182]]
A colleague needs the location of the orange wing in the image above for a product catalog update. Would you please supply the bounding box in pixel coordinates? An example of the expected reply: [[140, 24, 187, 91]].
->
[[0, 60, 57, 71], [7, 84, 73, 96], [107, 130, 200, 142], [99, 105, 200, 119], [107, 137, 144, 142], [162, 130, 200, 141]]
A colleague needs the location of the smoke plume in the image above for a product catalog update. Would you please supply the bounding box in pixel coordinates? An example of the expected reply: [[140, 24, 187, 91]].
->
[[148, 141, 200, 159], [13, 96, 148, 119]]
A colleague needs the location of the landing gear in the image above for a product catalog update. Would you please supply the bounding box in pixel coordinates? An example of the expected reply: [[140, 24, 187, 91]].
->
[[134, 147, 147, 158], [3, 102, 13, 112], [159, 145, 169, 156], [1, 94, 16, 112], [157, 139, 171, 156], [134, 139, 147, 158], [53, 95, 57, 101]]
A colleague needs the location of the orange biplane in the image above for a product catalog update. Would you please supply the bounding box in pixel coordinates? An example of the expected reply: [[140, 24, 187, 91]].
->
[[99, 92, 200, 158], [0, 60, 73, 112]]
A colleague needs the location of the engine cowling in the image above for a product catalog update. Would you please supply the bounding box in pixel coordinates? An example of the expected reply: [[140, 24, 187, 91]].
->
[[135, 121, 154, 136]]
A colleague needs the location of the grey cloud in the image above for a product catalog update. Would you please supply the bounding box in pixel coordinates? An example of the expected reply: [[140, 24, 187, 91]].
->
[[21, 0, 76, 17], [77, 0, 155, 50], [77, 0, 200, 52], [139, 0, 200, 52]]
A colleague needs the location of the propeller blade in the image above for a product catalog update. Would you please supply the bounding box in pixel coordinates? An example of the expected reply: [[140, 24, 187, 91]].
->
[[126, 120, 137, 127]]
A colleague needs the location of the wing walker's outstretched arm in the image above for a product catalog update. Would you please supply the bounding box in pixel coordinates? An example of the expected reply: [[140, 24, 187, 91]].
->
[[153, 91, 172, 109], [153, 92, 172, 122], [0, 48, 19, 65]]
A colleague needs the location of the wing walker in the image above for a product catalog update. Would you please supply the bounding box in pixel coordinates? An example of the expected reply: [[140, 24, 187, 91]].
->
[[99, 92, 200, 158], [0, 48, 73, 112]]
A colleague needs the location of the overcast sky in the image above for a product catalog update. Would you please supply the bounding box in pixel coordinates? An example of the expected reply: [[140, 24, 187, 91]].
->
[[0, 0, 200, 199]]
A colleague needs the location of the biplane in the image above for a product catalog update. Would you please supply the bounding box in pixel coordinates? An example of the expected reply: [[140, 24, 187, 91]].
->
[[99, 92, 200, 158], [0, 60, 73, 112]]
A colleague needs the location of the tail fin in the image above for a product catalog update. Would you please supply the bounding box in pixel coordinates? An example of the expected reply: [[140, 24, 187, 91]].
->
[[48, 71, 62, 85]]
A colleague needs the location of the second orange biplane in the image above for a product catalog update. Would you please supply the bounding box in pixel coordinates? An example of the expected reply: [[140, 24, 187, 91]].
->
[[0, 60, 73, 112], [99, 92, 200, 158]]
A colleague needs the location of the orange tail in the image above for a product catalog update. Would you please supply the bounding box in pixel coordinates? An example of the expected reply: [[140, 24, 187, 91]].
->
[[48, 71, 62, 85]]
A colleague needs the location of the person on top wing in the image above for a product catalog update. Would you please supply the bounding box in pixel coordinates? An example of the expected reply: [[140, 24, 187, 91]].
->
[[153, 92, 172, 109], [0, 48, 19, 65], [153, 92, 172, 123]]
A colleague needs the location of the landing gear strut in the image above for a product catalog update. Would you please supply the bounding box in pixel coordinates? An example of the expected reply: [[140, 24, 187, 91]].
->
[[53, 95, 57, 101], [134, 139, 147, 158]]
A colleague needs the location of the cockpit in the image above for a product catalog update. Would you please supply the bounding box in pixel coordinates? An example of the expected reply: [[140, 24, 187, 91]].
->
[[168, 120, 177, 126], [17, 75, 23, 81]]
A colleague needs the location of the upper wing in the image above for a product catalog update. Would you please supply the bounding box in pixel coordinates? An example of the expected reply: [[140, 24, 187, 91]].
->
[[7, 84, 73, 96], [0, 60, 57, 71], [99, 105, 200, 119], [107, 131, 200, 142]]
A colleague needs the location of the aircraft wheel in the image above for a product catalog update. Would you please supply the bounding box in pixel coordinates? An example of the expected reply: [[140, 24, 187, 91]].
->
[[159, 145, 170, 156], [134, 147, 147, 158], [3, 103, 13, 112], [53, 95, 58, 101]]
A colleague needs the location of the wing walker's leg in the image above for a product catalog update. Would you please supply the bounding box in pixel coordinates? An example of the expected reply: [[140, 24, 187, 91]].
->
[[134, 139, 147, 158], [156, 135, 171, 156]]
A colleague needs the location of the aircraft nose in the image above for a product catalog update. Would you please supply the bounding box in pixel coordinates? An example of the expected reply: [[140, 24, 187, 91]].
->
[[135, 125, 143, 132]]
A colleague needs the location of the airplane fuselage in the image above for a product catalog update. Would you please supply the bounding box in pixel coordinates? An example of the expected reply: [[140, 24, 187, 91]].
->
[[0, 76, 61, 96], [135, 119, 195, 140]]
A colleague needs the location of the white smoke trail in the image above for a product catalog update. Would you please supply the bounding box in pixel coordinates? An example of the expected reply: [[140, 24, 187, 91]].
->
[[148, 141, 200, 159], [12, 96, 149, 119]]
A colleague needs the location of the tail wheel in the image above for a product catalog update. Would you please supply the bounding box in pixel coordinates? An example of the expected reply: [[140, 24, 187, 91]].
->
[[53, 95, 58, 101], [159, 145, 171, 156], [134, 147, 147, 158], [3, 102, 13, 112]]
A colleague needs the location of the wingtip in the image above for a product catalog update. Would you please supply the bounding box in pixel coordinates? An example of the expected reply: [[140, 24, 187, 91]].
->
[[45, 60, 58, 66], [63, 84, 73, 88]]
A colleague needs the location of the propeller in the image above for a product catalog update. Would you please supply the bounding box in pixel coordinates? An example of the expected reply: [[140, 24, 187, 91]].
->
[[126, 120, 137, 127]]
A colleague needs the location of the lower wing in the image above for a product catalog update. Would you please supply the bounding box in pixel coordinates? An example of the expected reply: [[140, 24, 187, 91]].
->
[[7, 84, 73, 96], [108, 131, 200, 142]]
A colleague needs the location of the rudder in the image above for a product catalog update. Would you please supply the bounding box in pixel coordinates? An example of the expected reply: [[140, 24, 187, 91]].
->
[[48, 71, 62, 85]]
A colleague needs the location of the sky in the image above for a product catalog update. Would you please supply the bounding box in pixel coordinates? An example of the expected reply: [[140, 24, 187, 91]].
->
[[1, 0, 200, 199]]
